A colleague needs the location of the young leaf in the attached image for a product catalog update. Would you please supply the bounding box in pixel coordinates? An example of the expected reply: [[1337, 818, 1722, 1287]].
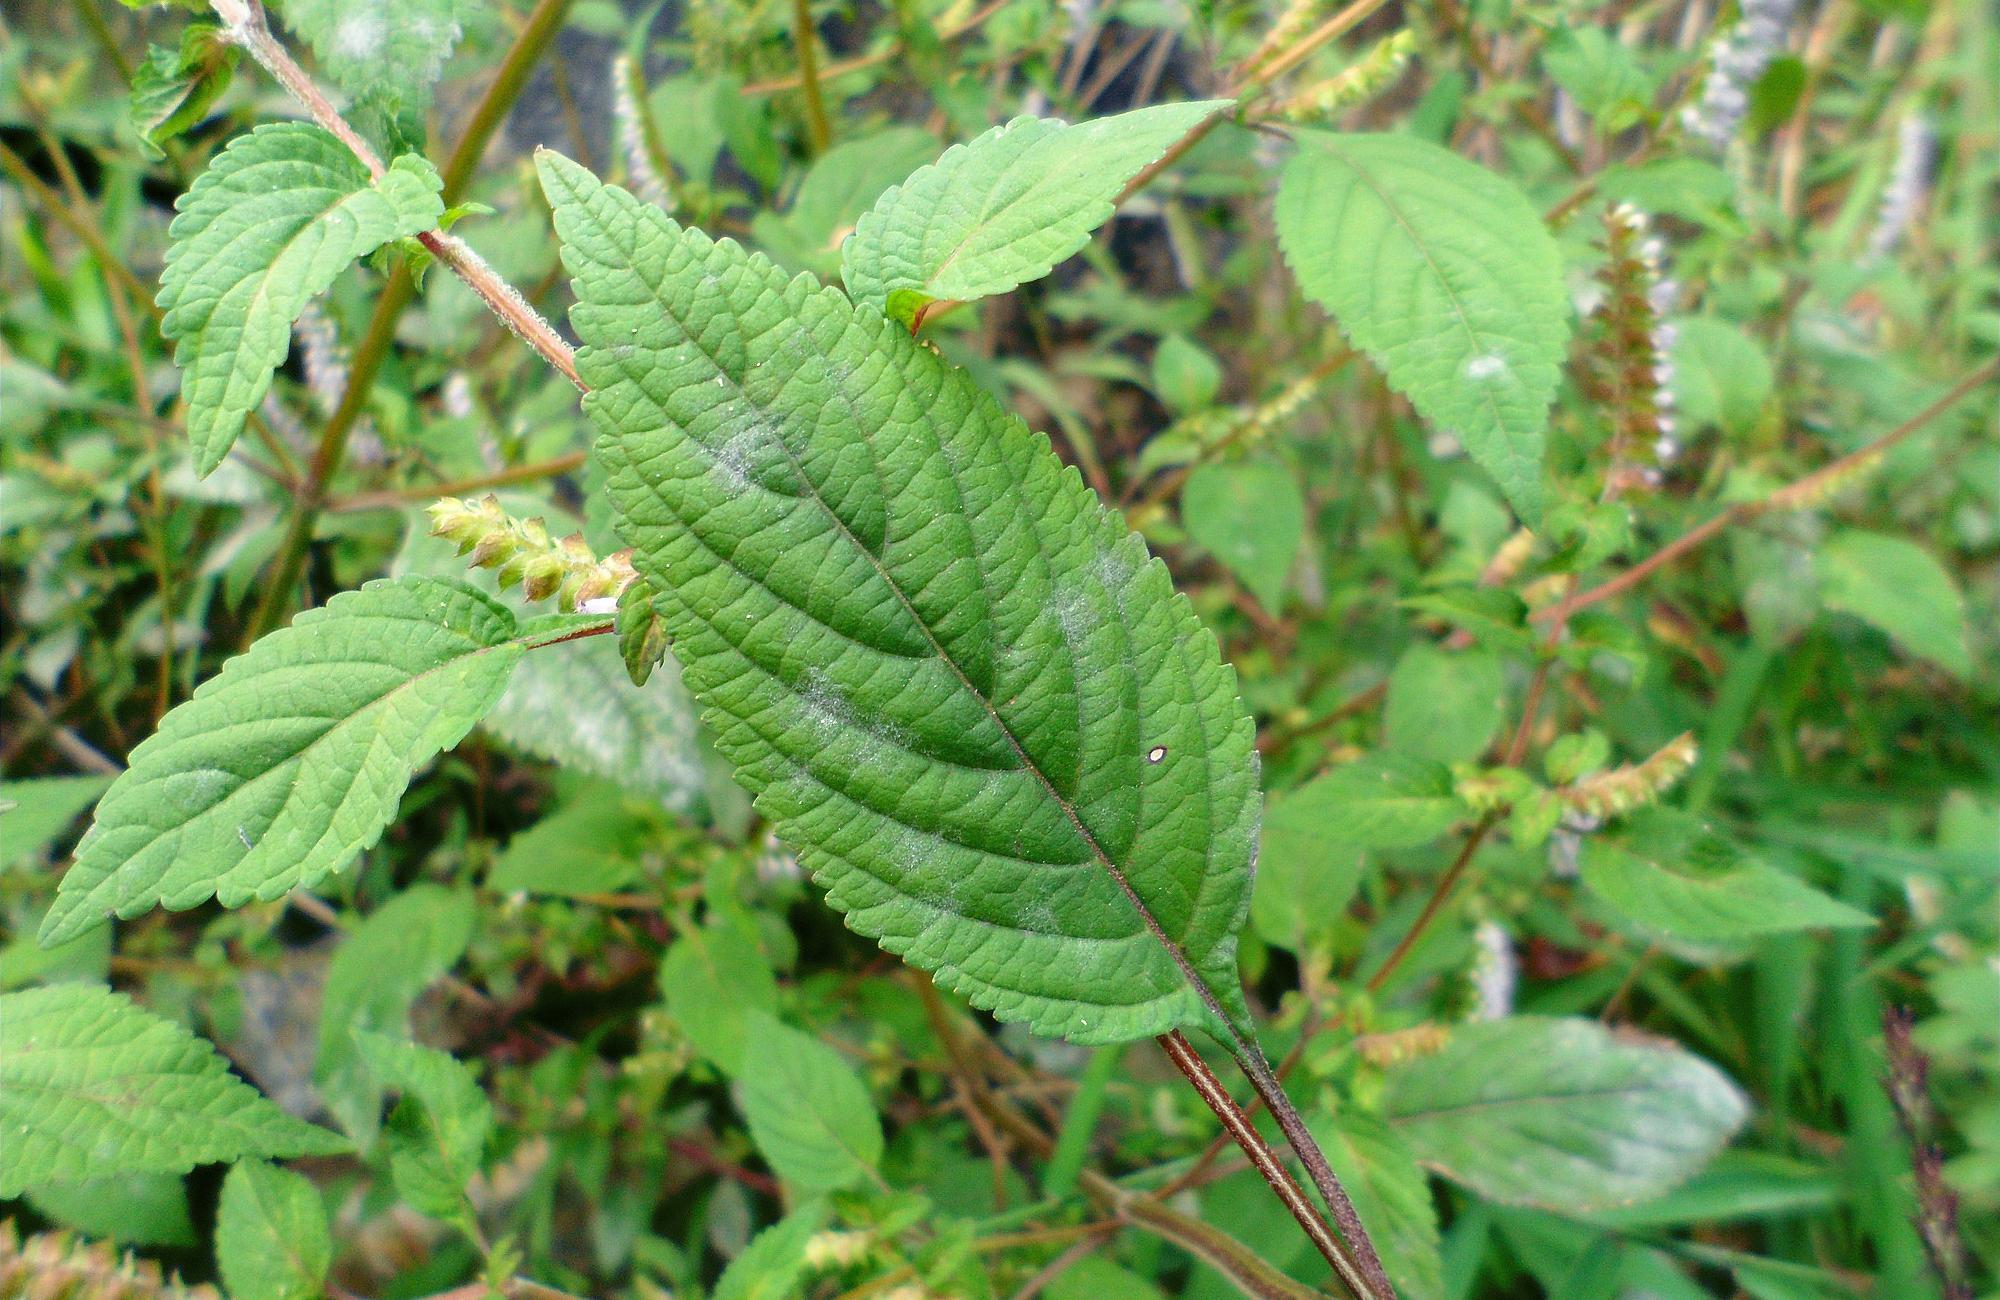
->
[[159, 123, 443, 474], [215, 1161, 333, 1300], [280, 0, 472, 117], [1275, 754, 1465, 849], [129, 23, 239, 156], [1818, 530, 1972, 679], [739, 1013, 883, 1191], [660, 920, 781, 1075], [540, 153, 1261, 1048], [355, 1033, 493, 1229], [1181, 458, 1306, 611], [40, 579, 598, 946], [0, 984, 346, 1197], [841, 101, 1225, 325], [1384, 644, 1506, 764], [1581, 811, 1874, 941], [1276, 132, 1569, 521], [1383, 1016, 1748, 1210]]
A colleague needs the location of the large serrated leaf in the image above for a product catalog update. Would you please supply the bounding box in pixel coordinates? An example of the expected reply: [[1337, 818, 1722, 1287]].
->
[[158, 123, 442, 474], [540, 153, 1259, 1047], [40, 578, 599, 946], [841, 101, 1225, 324], [0, 984, 347, 1197], [1276, 132, 1569, 522], [1383, 1016, 1748, 1210]]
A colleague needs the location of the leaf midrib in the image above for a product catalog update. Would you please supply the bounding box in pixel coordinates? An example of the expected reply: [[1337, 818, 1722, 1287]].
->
[[591, 203, 1240, 1037]]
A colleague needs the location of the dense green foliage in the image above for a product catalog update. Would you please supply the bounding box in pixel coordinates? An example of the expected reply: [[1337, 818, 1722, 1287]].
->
[[1, 0, 1994, 1296]]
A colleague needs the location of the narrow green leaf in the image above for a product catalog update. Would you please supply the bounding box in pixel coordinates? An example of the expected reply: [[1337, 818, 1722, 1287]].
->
[[0, 984, 347, 1197], [1383, 1016, 1748, 1210], [1818, 530, 1972, 678], [1181, 458, 1306, 611], [159, 123, 443, 473], [1581, 811, 1874, 941], [215, 1161, 333, 1300], [739, 1013, 883, 1191], [659, 920, 780, 1075], [1276, 132, 1569, 521], [841, 102, 1226, 323], [40, 578, 565, 946], [541, 153, 1259, 1048]]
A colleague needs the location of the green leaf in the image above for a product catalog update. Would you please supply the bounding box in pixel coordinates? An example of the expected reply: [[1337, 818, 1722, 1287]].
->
[[1181, 458, 1306, 611], [24, 1173, 196, 1248], [1282, 754, 1466, 849], [1277, 132, 1569, 521], [1384, 644, 1506, 764], [739, 1013, 883, 1191], [1818, 530, 1972, 678], [0, 774, 112, 865], [1313, 1114, 1443, 1300], [660, 920, 780, 1074], [712, 1199, 832, 1300], [215, 1161, 333, 1300], [1668, 317, 1772, 437], [0, 984, 346, 1197], [1581, 811, 1874, 942], [356, 1034, 492, 1227], [841, 102, 1225, 324], [752, 127, 940, 274], [159, 123, 443, 474], [280, 0, 472, 117], [1152, 334, 1223, 415], [541, 153, 1260, 1048], [129, 23, 238, 156], [40, 578, 582, 946], [314, 884, 476, 1143], [1383, 1016, 1748, 1210], [488, 780, 649, 897], [1250, 790, 1364, 951]]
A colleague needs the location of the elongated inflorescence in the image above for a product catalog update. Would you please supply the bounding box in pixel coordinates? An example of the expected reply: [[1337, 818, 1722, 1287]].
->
[[428, 493, 638, 611]]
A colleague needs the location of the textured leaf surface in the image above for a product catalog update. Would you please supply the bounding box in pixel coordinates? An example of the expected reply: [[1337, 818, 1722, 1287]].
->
[[1581, 811, 1873, 941], [1384, 1016, 1748, 1210], [357, 1033, 492, 1226], [740, 1013, 883, 1191], [40, 579, 588, 946], [0, 985, 346, 1196], [1277, 132, 1569, 521], [281, 0, 471, 115], [542, 154, 1260, 1047], [159, 123, 442, 473], [215, 1161, 332, 1300], [1276, 754, 1464, 849], [841, 102, 1224, 323]]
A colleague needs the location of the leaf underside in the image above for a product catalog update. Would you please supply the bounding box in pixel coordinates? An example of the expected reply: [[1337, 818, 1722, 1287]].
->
[[841, 101, 1225, 324], [158, 122, 442, 474], [39, 577, 584, 946], [0, 984, 346, 1197], [541, 152, 1259, 1047], [1276, 131, 1569, 523]]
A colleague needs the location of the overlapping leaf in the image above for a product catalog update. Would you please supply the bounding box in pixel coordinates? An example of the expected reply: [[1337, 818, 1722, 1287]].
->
[[159, 123, 442, 473], [281, 0, 472, 117], [0, 984, 346, 1197], [841, 101, 1224, 325], [541, 153, 1260, 1047], [41, 578, 601, 945], [1276, 132, 1569, 522]]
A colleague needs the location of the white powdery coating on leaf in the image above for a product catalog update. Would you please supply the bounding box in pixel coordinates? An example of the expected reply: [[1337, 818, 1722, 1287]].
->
[[332, 11, 388, 60], [1463, 353, 1508, 381]]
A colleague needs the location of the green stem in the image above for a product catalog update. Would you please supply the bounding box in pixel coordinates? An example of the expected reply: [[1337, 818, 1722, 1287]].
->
[[790, 0, 832, 154]]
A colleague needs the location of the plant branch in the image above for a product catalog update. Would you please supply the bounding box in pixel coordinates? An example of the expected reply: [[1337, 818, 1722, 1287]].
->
[[790, 0, 831, 154], [1533, 358, 1998, 627], [1161, 1032, 1382, 1298], [330, 452, 590, 512]]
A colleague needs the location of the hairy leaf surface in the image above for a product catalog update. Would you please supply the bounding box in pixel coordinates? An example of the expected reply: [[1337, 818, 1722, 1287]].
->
[[159, 123, 442, 474], [842, 102, 1224, 324], [41, 579, 602, 945], [1384, 1016, 1747, 1210], [541, 153, 1259, 1046], [1276, 132, 1569, 521], [0, 985, 346, 1196]]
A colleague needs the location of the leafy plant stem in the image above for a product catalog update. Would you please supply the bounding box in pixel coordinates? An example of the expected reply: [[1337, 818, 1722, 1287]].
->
[[790, 0, 832, 153], [1163, 1030, 1386, 1298], [1534, 356, 1999, 627], [330, 452, 591, 513]]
